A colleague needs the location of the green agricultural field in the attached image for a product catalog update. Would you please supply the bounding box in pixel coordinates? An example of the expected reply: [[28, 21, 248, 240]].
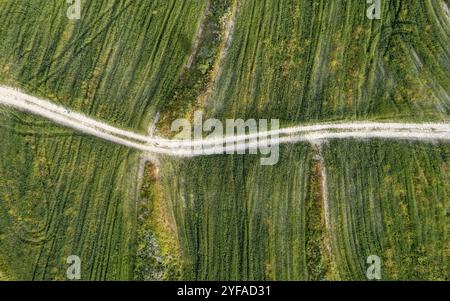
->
[[0, 0, 207, 129], [0, 0, 449, 282], [202, 0, 450, 123], [151, 141, 449, 280], [0, 119, 138, 280], [159, 145, 317, 281]]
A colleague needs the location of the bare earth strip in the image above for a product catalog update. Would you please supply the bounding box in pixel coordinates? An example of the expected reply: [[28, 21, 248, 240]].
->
[[1, 86, 450, 158]]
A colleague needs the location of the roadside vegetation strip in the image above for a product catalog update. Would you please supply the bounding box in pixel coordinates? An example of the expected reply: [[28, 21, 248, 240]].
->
[[1, 86, 450, 156], [0, 86, 151, 144]]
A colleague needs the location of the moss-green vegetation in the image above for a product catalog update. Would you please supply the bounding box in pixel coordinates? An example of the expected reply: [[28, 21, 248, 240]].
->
[[0, 256, 11, 280], [151, 141, 448, 281], [148, 0, 450, 280], [0, 0, 206, 280], [159, 145, 314, 280], [0, 112, 139, 280], [0, 272, 9, 281], [304, 158, 334, 280], [134, 163, 182, 281], [324, 141, 449, 280], [0, 0, 207, 130], [204, 0, 449, 123], [0, 0, 449, 281], [160, 0, 236, 132]]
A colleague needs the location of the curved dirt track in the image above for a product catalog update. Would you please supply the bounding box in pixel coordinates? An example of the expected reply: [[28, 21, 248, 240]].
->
[[1, 86, 449, 157]]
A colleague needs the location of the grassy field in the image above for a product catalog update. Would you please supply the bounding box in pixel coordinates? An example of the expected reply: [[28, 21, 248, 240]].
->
[[148, 0, 450, 280], [153, 141, 449, 280], [0, 0, 207, 129], [159, 145, 319, 280], [0, 116, 138, 280], [0, 0, 207, 280], [0, 0, 449, 281], [324, 141, 449, 280], [202, 0, 450, 123]]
